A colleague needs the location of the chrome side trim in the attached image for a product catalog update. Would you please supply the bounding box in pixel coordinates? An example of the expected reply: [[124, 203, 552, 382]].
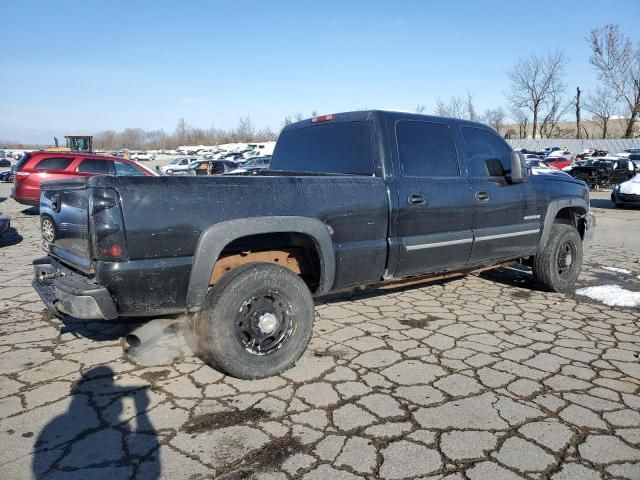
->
[[405, 238, 473, 251], [476, 228, 540, 242]]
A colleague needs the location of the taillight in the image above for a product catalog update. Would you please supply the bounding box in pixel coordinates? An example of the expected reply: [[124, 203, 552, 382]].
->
[[311, 114, 336, 123], [89, 188, 128, 261], [15, 171, 30, 180]]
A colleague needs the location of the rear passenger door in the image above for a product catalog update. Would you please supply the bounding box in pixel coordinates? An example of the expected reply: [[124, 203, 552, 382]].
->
[[460, 126, 543, 263], [32, 157, 77, 185], [392, 120, 475, 277]]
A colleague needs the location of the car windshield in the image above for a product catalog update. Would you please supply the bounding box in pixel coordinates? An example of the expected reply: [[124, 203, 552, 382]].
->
[[169, 158, 183, 165]]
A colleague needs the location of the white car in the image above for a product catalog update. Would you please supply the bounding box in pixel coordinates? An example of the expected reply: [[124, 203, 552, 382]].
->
[[130, 151, 155, 161], [156, 157, 199, 175], [611, 173, 640, 208]]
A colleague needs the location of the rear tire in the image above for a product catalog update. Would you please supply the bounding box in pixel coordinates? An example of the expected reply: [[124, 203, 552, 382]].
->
[[611, 194, 623, 208], [532, 223, 582, 293], [195, 263, 314, 379]]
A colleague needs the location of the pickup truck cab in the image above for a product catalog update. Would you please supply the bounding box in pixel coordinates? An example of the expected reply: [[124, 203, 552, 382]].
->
[[32, 111, 595, 379]]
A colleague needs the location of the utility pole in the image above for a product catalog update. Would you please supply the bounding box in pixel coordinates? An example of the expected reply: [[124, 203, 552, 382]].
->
[[576, 87, 582, 139]]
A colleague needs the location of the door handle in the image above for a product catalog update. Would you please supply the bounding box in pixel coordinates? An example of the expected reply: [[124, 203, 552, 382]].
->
[[408, 194, 426, 206], [475, 191, 490, 202]]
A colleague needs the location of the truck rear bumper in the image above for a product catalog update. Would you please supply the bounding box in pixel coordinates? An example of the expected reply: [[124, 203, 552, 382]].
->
[[32, 257, 118, 320]]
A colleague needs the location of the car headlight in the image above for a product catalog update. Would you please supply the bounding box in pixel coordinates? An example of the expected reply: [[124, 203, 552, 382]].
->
[[614, 184, 621, 191]]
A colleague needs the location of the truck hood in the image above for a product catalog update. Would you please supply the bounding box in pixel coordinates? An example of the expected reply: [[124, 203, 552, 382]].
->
[[535, 173, 586, 187]]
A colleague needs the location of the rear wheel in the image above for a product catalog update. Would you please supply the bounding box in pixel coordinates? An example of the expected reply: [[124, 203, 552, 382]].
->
[[532, 223, 583, 293], [41, 216, 56, 244], [195, 263, 314, 379]]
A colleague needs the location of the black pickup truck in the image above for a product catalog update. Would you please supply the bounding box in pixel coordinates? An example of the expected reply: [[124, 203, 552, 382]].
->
[[32, 111, 595, 379]]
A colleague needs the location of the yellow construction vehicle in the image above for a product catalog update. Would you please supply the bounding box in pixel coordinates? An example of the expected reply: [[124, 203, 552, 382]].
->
[[46, 135, 93, 153]]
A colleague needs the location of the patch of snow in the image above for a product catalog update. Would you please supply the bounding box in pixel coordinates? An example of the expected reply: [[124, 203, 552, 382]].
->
[[601, 266, 632, 275], [576, 285, 640, 307]]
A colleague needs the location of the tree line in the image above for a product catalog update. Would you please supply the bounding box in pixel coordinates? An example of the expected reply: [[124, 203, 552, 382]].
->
[[93, 116, 277, 150]]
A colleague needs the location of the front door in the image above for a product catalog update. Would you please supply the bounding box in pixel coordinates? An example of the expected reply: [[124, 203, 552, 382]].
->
[[459, 126, 543, 264], [392, 120, 475, 277]]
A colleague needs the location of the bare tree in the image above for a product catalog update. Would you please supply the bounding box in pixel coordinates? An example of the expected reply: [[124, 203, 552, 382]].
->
[[465, 92, 478, 121], [509, 105, 529, 139], [435, 95, 477, 120], [483, 107, 506, 134], [175, 118, 189, 146], [234, 116, 256, 142], [539, 90, 572, 138], [415, 104, 426, 114], [584, 86, 619, 139], [506, 51, 568, 138], [588, 24, 640, 137]]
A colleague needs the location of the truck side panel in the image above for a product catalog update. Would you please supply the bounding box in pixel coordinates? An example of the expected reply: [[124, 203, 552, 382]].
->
[[95, 174, 389, 310]]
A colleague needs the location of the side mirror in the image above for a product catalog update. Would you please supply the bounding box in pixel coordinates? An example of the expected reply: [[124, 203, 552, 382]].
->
[[510, 151, 525, 183]]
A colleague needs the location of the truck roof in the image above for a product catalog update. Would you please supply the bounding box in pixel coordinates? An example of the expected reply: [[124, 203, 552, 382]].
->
[[282, 110, 490, 132]]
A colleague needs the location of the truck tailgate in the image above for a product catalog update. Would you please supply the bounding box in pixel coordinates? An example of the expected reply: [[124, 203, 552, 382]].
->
[[40, 179, 93, 273]]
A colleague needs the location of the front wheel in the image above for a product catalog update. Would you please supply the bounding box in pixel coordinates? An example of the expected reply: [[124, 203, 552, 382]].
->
[[195, 263, 315, 379], [532, 223, 583, 293]]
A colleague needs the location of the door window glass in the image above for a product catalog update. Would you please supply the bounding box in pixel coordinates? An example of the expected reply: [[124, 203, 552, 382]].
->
[[396, 121, 459, 177], [76, 159, 113, 174], [34, 157, 73, 171], [114, 161, 145, 176], [461, 127, 512, 177]]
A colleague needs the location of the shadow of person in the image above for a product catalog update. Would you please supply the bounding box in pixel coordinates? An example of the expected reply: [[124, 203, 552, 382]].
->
[[32, 366, 161, 479]]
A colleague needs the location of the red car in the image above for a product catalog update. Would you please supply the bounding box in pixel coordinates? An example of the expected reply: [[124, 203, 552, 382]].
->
[[12, 151, 155, 206], [546, 157, 573, 170]]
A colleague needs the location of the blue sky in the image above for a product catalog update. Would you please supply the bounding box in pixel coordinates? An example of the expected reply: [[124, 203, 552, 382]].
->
[[1, 0, 639, 143]]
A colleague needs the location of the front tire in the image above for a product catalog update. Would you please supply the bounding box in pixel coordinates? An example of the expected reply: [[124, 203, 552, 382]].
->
[[532, 223, 583, 293], [195, 263, 315, 379]]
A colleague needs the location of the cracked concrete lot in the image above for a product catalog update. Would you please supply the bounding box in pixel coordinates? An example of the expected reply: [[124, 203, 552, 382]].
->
[[0, 183, 639, 480]]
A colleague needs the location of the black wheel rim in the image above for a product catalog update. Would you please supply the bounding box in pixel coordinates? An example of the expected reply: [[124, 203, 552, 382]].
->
[[235, 290, 294, 356], [557, 241, 576, 279]]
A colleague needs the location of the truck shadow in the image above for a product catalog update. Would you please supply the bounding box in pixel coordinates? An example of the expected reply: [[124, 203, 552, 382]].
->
[[314, 275, 465, 306], [58, 319, 140, 341], [0, 227, 23, 247], [21, 206, 39, 215], [590, 198, 614, 209]]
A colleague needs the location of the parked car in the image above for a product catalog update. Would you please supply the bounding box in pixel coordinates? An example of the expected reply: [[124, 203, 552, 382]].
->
[[0, 212, 9, 236], [525, 159, 561, 175], [0, 171, 13, 182], [130, 151, 155, 161], [31, 110, 595, 379], [569, 158, 637, 189], [157, 157, 199, 175], [179, 160, 238, 176], [228, 156, 271, 173], [0, 158, 10, 168], [11, 151, 155, 206], [203, 150, 224, 160], [614, 148, 640, 158], [611, 174, 640, 208]]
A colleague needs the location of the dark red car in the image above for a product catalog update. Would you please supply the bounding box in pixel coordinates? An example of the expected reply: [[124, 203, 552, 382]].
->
[[12, 151, 155, 206]]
